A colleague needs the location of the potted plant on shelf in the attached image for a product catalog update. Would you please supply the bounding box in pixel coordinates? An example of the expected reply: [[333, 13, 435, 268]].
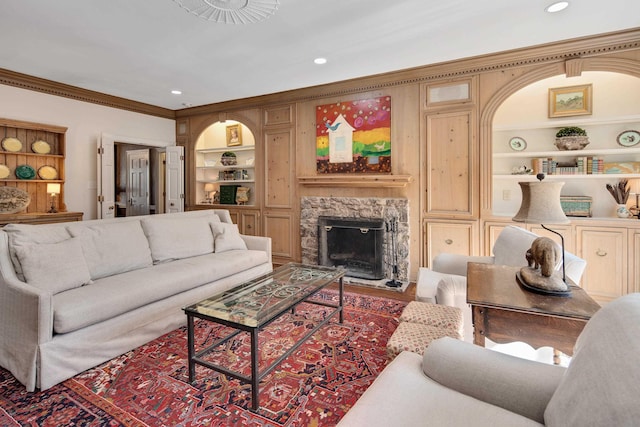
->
[[555, 126, 590, 150]]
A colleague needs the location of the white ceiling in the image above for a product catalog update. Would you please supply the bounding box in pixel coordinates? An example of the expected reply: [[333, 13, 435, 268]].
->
[[1, 1, 639, 111]]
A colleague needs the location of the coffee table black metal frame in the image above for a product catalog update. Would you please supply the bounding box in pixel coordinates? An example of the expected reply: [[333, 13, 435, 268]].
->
[[183, 263, 345, 411]]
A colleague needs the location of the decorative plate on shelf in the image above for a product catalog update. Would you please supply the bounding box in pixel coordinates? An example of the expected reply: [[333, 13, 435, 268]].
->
[[509, 137, 527, 151], [0, 164, 10, 179], [38, 165, 58, 180], [15, 164, 36, 180], [1, 137, 23, 152], [31, 139, 51, 154], [616, 130, 640, 147], [0, 187, 30, 214]]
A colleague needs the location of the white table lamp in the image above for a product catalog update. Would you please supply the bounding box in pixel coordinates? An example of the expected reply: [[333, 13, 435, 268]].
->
[[47, 183, 61, 213]]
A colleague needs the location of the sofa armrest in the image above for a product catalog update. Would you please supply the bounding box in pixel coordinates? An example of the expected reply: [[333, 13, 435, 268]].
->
[[0, 234, 54, 391], [432, 253, 494, 277], [423, 337, 565, 424], [241, 235, 272, 262]]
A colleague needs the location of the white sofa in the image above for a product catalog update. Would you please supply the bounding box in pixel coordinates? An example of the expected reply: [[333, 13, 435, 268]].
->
[[416, 226, 587, 342], [0, 209, 272, 391], [338, 292, 640, 426]]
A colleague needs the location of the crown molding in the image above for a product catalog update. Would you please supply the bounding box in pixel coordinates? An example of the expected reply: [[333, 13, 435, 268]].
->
[[0, 68, 175, 120]]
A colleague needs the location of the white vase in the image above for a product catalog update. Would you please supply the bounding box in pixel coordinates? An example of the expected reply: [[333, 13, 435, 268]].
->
[[616, 204, 631, 218]]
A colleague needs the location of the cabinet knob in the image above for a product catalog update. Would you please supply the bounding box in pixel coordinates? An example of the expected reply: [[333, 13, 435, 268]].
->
[[445, 239, 453, 245], [247, 224, 252, 229], [596, 249, 607, 257], [108, 205, 114, 210]]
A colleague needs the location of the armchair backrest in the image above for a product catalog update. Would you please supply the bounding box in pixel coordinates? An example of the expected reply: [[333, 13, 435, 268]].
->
[[492, 226, 586, 286], [545, 293, 640, 425]]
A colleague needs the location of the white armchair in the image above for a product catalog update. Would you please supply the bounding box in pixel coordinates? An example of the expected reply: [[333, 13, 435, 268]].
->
[[416, 226, 587, 344]]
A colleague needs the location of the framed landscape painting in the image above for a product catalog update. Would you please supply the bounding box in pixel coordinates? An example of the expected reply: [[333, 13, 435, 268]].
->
[[548, 84, 592, 118]]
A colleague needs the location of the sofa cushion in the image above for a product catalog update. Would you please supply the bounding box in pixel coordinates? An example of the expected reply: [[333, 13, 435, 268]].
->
[[67, 220, 153, 280], [545, 294, 640, 426], [141, 215, 214, 263], [211, 222, 247, 252], [3, 223, 71, 281], [52, 249, 269, 333], [15, 238, 92, 294]]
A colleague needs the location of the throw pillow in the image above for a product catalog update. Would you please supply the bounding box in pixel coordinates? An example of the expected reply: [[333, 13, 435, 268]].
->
[[211, 222, 247, 252], [67, 220, 153, 280], [15, 238, 92, 294], [3, 223, 72, 281], [141, 215, 214, 263]]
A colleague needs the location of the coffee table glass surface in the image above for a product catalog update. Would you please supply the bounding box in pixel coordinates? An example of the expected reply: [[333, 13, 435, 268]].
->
[[185, 263, 345, 328]]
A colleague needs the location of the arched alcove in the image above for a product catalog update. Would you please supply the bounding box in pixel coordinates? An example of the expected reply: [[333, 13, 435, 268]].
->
[[480, 58, 640, 218], [194, 120, 257, 206]]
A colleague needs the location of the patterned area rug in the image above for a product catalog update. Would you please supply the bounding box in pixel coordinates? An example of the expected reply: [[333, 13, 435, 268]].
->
[[0, 290, 406, 426]]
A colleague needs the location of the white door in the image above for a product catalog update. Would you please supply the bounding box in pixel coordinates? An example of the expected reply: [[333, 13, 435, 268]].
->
[[97, 138, 116, 219], [165, 146, 184, 213], [126, 149, 150, 216]]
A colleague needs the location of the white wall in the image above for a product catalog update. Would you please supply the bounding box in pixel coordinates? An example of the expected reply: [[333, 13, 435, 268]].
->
[[0, 85, 175, 219]]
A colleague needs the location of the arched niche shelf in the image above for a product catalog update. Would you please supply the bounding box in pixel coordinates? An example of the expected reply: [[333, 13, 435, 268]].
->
[[479, 57, 640, 216], [192, 117, 258, 207]]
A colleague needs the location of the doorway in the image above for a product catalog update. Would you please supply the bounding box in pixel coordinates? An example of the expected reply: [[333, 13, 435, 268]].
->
[[124, 149, 150, 216], [98, 133, 184, 219]]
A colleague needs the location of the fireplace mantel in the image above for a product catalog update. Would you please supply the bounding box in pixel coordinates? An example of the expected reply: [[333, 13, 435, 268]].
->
[[297, 174, 413, 188]]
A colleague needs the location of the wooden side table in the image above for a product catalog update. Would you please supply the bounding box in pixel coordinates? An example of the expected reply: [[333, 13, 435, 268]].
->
[[466, 263, 600, 360]]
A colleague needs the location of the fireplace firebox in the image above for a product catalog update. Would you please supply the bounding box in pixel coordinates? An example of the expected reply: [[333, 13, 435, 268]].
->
[[317, 216, 385, 280]]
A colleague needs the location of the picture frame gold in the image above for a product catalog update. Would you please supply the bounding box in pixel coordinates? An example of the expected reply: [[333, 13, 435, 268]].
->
[[548, 84, 592, 118], [226, 124, 242, 147]]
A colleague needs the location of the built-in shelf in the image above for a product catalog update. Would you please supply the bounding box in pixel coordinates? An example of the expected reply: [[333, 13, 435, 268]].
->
[[494, 174, 640, 180], [494, 147, 640, 158], [298, 174, 413, 188]]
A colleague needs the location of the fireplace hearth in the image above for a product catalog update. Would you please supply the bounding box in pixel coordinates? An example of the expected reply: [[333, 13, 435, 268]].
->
[[318, 216, 385, 280]]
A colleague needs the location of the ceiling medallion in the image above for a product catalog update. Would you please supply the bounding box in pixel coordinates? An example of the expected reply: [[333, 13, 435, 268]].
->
[[173, 0, 279, 24]]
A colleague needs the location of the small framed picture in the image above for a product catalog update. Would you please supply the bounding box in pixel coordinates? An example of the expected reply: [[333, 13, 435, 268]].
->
[[509, 136, 527, 151], [548, 84, 592, 118], [226, 124, 242, 147]]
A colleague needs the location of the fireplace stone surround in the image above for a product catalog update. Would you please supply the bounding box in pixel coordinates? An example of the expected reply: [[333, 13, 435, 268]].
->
[[300, 197, 409, 283]]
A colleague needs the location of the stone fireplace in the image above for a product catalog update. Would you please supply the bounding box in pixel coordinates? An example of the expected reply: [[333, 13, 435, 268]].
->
[[301, 197, 409, 283]]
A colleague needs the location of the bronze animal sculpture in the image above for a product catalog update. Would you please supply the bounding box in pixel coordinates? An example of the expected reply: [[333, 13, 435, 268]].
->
[[525, 237, 560, 277]]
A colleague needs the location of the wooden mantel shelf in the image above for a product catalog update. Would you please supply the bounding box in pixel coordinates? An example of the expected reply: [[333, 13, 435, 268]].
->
[[297, 174, 413, 188]]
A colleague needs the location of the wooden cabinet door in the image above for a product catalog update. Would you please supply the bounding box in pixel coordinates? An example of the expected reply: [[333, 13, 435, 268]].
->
[[264, 127, 294, 209], [576, 226, 627, 303], [424, 110, 476, 218], [264, 210, 295, 265], [424, 220, 478, 267], [239, 210, 260, 236]]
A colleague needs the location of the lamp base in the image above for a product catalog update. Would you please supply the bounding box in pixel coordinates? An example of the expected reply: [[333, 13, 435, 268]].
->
[[516, 268, 571, 297]]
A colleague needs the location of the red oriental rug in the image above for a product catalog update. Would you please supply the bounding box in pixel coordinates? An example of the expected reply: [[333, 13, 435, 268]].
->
[[0, 290, 406, 426]]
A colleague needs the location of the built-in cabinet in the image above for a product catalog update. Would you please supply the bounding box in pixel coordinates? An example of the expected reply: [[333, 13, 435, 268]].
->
[[421, 79, 479, 266], [262, 105, 297, 265]]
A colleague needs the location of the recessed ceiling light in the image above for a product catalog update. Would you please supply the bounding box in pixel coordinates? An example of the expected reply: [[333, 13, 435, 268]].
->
[[545, 1, 569, 12], [171, 90, 182, 95], [314, 57, 327, 65]]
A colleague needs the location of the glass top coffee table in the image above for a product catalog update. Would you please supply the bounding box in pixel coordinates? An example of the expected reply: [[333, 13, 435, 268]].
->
[[183, 263, 345, 411]]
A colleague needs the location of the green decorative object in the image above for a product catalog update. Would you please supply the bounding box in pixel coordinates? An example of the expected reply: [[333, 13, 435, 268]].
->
[[555, 126, 587, 137], [15, 164, 36, 180], [219, 185, 239, 204], [555, 126, 589, 150]]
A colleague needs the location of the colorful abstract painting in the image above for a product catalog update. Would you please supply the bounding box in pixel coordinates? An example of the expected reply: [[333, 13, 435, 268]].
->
[[316, 96, 391, 173]]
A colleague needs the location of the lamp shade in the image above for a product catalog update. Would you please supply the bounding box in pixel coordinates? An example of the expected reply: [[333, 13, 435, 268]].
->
[[204, 183, 215, 192], [46, 183, 61, 195], [512, 180, 569, 224]]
